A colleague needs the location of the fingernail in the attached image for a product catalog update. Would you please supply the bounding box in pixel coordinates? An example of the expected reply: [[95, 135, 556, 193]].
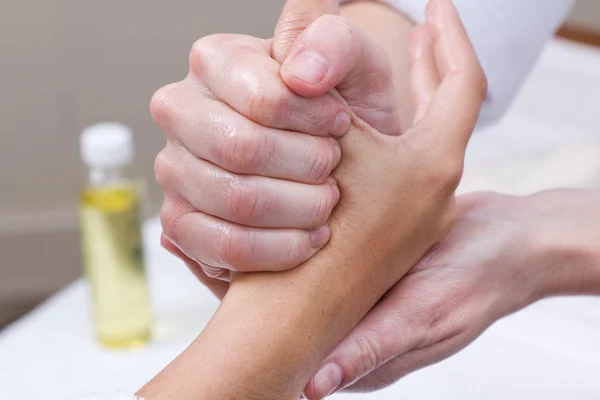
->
[[331, 180, 340, 205], [284, 50, 329, 84], [310, 224, 331, 249], [330, 112, 351, 137], [313, 363, 343, 399], [330, 139, 342, 167]]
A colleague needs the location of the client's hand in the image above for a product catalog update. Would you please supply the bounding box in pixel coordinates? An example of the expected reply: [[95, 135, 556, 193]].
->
[[152, 2, 402, 289], [306, 189, 600, 397]]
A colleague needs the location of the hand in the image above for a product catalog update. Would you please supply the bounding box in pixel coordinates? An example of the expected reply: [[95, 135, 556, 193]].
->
[[140, 1, 487, 399], [153, 2, 403, 285], [305, 189, 600, 397]]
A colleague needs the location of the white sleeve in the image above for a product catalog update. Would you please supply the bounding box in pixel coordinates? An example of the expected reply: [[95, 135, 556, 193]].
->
[[340, 0, 575, 125]]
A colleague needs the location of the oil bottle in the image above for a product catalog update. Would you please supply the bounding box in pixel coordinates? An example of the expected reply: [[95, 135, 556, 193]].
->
[[79, 123, 152, 348]]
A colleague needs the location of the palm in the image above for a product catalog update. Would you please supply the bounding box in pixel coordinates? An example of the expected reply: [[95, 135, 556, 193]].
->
[[323, 192, 539, 393]]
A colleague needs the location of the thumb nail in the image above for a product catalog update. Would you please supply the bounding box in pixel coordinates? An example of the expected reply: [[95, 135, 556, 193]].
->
[[284, 50, 329, 84], [313, 363, 343, 399]]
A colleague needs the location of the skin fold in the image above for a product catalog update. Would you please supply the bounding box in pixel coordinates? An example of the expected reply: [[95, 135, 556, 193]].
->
[[140, 0, 487, 399]]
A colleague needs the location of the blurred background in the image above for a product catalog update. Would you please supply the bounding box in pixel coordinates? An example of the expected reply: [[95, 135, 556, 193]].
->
[[0, 0, 599, 327]]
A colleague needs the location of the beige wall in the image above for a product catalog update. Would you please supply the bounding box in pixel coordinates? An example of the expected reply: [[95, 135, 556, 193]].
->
[[1, 0, 599, 318], [0, 0, 279, 318]]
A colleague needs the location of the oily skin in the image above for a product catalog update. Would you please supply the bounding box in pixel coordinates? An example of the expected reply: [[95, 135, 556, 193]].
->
[[140, 1, 486, 399], [155, 1, 414, 285]]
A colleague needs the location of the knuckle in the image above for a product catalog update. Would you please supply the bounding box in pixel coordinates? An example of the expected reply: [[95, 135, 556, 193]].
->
[[320, 15, 357, 45], [154, 149, 176, 189], [243, 75, 288, 126], [188, 34, 229, 77], [352, 333, 384, 375], [225, 178, 276, 224], [298, 94, 341, 135], [150, 83, 180, 131], [217, 124, 272, 173], [310, 188, 334, 225], [420, 293, 460, 334], [277, 12, 315, 44], [160, 200, 186, 244], [305, 142, 336, 183], [216, 225, 256, 270], [283, 236, 304, 265]]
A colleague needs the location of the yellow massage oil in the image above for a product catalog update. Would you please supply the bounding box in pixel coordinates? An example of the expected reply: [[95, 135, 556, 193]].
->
[[79, 123, 152, 348]]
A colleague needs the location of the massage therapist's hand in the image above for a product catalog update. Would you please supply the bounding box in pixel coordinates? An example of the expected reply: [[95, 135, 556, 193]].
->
[[305, 189, 600, 398], [152, 5, 402, 286]]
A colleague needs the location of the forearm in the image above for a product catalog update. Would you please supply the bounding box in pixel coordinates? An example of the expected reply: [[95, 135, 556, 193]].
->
[[139, 207, 423, 400], [341, 1, 415, 131]]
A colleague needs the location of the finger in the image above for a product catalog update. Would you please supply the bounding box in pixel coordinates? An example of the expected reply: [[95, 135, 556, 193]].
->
[[272, 0, 340, 64], [160, 233, 229, 299], [303, 285, 424, 399], [160, 204, 331, 273], [151, 82, 342, 184], [156, 145, 340, 229], [408, 24, 440, 125], [187, 35, 350, 137], [411, 0, 487, 153], [280, 15, 401, 135], [345, 333, 467, 393]]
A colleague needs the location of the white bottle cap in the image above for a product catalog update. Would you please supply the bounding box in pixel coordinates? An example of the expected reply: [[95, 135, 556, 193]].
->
[[80, 123, 134, 168]]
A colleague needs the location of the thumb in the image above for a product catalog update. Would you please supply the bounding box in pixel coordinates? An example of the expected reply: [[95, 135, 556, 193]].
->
[[302, 285, 419, 400], [272, 0, 400, 135], [272, 0, 340, 64], [274, 0, 401, 135], [280, 15, 401, 135]]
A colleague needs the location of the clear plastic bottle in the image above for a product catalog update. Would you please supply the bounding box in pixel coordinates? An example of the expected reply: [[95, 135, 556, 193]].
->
[[79, 123, 152, 348]]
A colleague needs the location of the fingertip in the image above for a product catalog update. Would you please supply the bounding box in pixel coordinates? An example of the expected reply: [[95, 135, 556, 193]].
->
[[408, 24, 432, 63], [310, 224, 331, 250], [408, 24, 439, 126], [330, 112, 351, 138], [426, 0, 458, 32], [324, 176, 340, 206], [307, 363, 344, 399], [302, 378, 320, 400], [328, 138, 342, 168]]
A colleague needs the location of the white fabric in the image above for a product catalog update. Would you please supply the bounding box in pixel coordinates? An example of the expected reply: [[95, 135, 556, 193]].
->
[[341, 0, 575, 124]]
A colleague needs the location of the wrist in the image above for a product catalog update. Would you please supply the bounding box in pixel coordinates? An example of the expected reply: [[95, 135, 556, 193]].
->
[[529, 197, 600, 299]]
